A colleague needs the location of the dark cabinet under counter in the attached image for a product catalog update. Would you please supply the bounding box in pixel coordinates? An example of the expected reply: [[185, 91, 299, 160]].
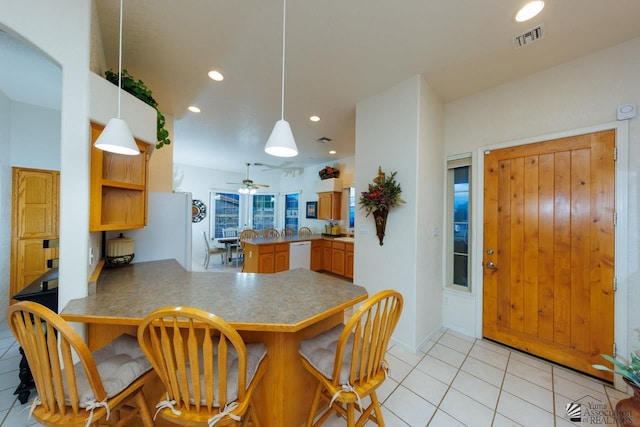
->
[[12, 267, 58, 312], [11, 267, 58, 404]]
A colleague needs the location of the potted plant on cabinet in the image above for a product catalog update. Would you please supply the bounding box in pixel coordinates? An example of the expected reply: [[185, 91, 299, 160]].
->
[[105, 69, 171, 149]]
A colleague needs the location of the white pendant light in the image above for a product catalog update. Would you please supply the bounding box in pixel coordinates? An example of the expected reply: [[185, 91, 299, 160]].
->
[[94, 0, 140, 156], [264, 0, 298, 158]]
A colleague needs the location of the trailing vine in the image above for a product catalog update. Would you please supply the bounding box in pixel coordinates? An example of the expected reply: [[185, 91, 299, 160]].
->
[[105, 69, 171, 149]]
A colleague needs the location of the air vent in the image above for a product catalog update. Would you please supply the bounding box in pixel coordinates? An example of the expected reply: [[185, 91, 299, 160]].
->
[[316, 137, 332, 143], [512, 24, 545, 49]]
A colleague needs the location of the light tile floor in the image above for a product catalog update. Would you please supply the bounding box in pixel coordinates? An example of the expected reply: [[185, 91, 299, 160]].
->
[[1, 319, 630, 427]]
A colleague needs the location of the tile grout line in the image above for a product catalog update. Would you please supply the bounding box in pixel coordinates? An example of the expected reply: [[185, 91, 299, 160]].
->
[[426, 331, 478, 426]]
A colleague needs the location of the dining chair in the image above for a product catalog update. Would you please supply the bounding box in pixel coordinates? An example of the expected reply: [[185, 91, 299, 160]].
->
[[222, 227, 240, 265], [261, 228, 279, 239], [6, 301, 154, 427], [137, 306, 269, 427], [238, 229, 259, 272], [281, 227, 295, 237], [298, 227, 312, 237], [203, 231, 226, 268], [299, 290, 403, 427]]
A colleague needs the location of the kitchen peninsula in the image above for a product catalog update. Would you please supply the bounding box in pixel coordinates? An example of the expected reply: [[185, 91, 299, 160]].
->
[[242, 234, 355, 277], [61, 259, 367, 427]]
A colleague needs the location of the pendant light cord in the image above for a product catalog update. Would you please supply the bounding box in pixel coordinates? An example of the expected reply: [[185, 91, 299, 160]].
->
[[117, 0, 124, 119], [280, 0, 286, 121]]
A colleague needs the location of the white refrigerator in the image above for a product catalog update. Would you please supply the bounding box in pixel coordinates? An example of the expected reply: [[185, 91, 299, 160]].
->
[[112, 192, 193, 270]]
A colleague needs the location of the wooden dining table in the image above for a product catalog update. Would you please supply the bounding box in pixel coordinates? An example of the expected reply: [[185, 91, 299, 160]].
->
[[60, 259, 367, 427]]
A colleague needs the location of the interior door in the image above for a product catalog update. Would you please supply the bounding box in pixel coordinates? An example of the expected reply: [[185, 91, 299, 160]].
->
[[483, 130, 615, 381]]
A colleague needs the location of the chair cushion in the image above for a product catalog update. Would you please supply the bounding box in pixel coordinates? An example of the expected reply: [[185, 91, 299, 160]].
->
[[299, 324, 355, 384], [188, 341, 267, 407], [69, 334, 152, 407]]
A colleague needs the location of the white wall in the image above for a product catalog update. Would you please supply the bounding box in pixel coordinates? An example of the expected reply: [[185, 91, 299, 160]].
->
[[10, 101, 60, 169], [355, 75, 444, 352], [415, 76, 445, 348], [174, 158, 356, 262], [443, 37, 640, 358], [0, 91, 11, 315], [1, 0, 92, 313], [280, 157, 355, 234]]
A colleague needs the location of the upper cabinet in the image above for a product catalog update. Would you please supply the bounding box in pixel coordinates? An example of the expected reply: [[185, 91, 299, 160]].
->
[[316, 178, 343, 220], [90, 122, 151, 231], [317, 192, 342, 220]]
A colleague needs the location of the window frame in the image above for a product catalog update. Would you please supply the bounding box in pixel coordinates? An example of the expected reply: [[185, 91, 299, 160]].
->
[[446, 155, 472, 293], [283, 191, 300, 232], [209, 190, 241, 240], [250, 193, 278, 231]]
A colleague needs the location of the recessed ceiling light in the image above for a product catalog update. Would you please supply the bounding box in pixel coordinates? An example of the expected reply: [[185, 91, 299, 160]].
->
[[208, 70, 224, 81], [515, 1, 544, 22], [329, 150, 336, 154], [310, 115, 320, 122], [188, 106, 201, 113]]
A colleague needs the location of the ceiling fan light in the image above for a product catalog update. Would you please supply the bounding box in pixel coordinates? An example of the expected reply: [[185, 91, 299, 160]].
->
[[238, 187, 249, 194], [265, 119, 298, 157], [93, 117, 140, 155], [250, 188, 257, 195]]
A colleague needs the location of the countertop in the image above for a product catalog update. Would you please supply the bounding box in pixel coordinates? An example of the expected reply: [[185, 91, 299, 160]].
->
[[243, 233, 354, 245], [61, 259, 367, 332]]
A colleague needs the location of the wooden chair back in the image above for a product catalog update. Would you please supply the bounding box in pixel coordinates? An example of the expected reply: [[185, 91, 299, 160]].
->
[[261, 228, 280, 239], [298, 227, 312, 237], [299, 290, 403, 426], [281, 227, 295, 237], [238, 229, 259, 242], [137, 306, 268, 425], [6, 301, 153, 427], [334, 290, 403, 389]]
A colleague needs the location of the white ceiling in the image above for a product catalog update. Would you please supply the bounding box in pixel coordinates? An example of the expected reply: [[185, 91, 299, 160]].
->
[[3, 2, 640, 174]]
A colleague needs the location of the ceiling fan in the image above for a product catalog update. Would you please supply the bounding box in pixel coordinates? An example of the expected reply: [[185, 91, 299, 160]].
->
[[227, 163, 269, 194], [253, 161, 304, 177]]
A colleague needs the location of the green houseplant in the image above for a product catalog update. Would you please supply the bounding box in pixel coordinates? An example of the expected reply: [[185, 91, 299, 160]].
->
[[593, 352, 640, 388], [104, 69, 171, 149]]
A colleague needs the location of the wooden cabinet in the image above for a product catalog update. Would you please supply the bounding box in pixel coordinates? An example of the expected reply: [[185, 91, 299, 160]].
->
[[244, 242, 290, 273], [310, 240, 322, 271], [345, 243, 354, 279], [322, 240, 332, 272], [242, 238, 352, 278], [90, 122, 151, 231], [331, 241, 346, 276], [274, 243, 290, 272], [10, 168, 59, 301], [317, 191, 341, 220]]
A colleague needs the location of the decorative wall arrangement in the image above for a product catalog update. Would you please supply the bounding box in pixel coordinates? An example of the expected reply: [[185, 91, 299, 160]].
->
[[318, 166, 340, 180], [359, 166, 405, 245]]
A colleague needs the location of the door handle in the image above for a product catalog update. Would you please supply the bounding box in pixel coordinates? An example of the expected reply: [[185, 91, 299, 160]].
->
[[486, 261, 498, 269]]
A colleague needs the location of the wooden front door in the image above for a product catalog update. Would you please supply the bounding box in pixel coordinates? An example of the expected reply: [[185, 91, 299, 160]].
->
[[483, 130, 615, 381]]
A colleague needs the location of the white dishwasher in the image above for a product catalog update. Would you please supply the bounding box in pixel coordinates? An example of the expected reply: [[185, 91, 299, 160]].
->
[[289, 241, 311, 270]]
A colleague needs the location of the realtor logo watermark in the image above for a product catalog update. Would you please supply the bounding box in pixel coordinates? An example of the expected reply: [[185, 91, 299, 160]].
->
[[565, 395, 633, 425]]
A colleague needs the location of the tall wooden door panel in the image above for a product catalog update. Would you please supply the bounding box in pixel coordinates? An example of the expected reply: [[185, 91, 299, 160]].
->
[[10, 168, 59, 301], [15, 169, 57, 238], [483, 130, 615, 381]]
